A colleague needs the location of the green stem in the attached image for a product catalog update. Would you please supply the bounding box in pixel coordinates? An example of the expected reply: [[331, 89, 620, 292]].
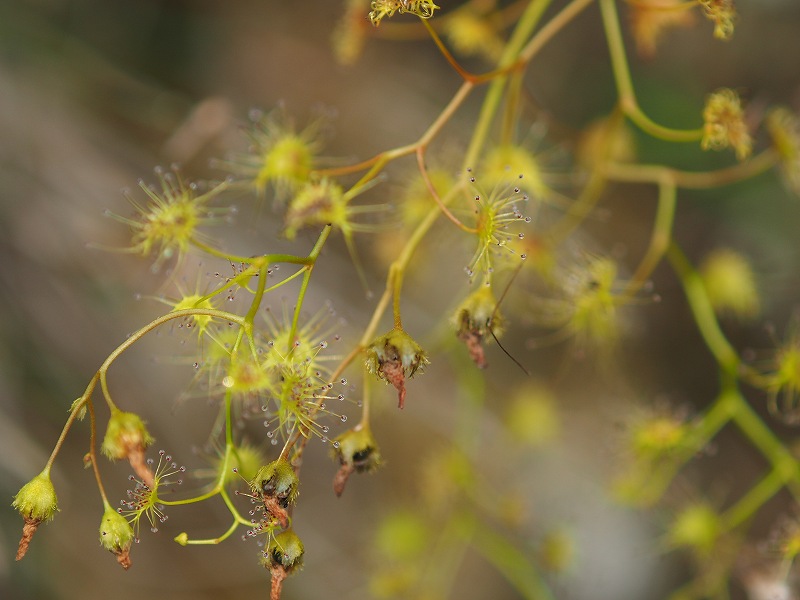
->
[[517, 0, 596, 66], [721, 467, 788, 531], [603, 150, 778, 189], [546, 168, 606, 245], [464, 0, 553, 168], [44, 373, 100, 471], [97, 308, 246, 411], [667, 243, 739, 375], [287, 225, 332, 355], [599, 0, 703, 142], [244, 262, 270, 326], [624, 178, 676, 298], [463, 513, 555, 600], [391, 265, 404, 329], [180, 518, 241, 545], [190, 238, 311, 267], [360, 376, 372, 426], [727, 389, 800, 500], [87, 400, 110, 506], [636, 390, 735, 505]]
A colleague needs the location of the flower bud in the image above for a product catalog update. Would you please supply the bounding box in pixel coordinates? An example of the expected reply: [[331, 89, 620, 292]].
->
[[174, 532, 189, 546], [263, 529, 305, 600], [700, 248, 760, 320], [222, 443, 267, 486], [766, 107, 800, 197], [504, 383, 560, 447], [668, 503, 720, 557], [12, 470, 58, 560], [13, 470, 58, 523], [577, 115, 636, 168], [331, 424, 382, 497], [102, 410, 155, 487], [454, 285, 503, 369], [265, 528, 305, 573], [255, 460, 300, 507], [284, 179, 345, 240], [99, 504, 135, 570], [365, 328, 429, 409], [252, 459, 299, 528]]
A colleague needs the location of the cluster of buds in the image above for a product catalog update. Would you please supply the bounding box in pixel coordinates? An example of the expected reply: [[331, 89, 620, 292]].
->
[[368, 0, 440, 27], [701, 88, 751, 161]]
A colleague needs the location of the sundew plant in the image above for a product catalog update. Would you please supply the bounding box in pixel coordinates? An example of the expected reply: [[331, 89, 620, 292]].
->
[[7, 1, 800, 599]]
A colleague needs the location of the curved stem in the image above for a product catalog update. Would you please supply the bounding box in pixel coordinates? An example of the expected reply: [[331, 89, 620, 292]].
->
[[421, 18, 473, 81], [667, 243, 739, 375], [603, 150, 778, 189], [623, 177, 676, 298], [190, 239, 311, 268], [287, 225, 332, 355], [180, 518, 241, 545], [600, 0, 703, 142], [464, 0, 554, 167], [44, 373, 100, 472], [517, 0, 596, 66], [87, 400, 110, 506], [546, 168, 607, 245], [97, 308, 246, 414], [416, 146, 475, 232], [244, 262, 270, 327]]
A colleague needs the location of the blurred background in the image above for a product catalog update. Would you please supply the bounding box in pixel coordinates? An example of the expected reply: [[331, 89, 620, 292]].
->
[[1, 1, 800, 599]]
